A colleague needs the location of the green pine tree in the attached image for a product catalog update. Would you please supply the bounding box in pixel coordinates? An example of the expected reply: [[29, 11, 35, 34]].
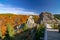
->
[[0, 29, 2, 39], [6, 23, 15, 37], [4, 23, 15, 40], [36, 24, 45, 40]]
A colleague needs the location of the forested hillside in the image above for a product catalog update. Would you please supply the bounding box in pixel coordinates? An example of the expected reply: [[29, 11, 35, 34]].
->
[[54, 14, 60, 20], [0, 13, 39, 36]]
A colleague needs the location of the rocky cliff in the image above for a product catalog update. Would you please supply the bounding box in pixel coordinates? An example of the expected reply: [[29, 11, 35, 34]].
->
[[38, 12, 60, 25], [38, 12, 60, 27]]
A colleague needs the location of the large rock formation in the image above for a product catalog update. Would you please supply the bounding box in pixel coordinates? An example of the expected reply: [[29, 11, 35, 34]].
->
[[38, 12, 60, 28], [27, 16, 36, 28]]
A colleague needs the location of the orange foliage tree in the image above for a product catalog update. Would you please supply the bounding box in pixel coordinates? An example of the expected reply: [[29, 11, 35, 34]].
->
[[0, 14, 29, 37]]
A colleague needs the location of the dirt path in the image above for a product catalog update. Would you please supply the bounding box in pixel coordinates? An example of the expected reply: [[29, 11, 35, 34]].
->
[[47, 28, 60, 40]]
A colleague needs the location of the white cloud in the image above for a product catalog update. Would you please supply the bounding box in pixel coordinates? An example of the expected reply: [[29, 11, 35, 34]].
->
[[0, 4, 38, 15]]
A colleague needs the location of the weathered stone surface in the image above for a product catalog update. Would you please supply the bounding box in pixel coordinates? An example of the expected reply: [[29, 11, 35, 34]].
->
[[27, 16, 36, 28], [38, 12, 60, 28], [38, 12, 58, 24]]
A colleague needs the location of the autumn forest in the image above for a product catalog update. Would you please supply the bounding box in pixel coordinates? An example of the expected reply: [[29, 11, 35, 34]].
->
[[0, 14, 39, 36]]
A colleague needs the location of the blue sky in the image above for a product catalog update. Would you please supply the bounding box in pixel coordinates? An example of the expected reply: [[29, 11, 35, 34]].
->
[[0, 0, 60, 15]]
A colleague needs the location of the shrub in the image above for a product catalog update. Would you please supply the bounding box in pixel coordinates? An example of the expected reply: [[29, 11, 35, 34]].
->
[[36, 24, 45, 40], [4, 23, 15, 40], [21, 23, 28, 32], [6, 23, 15, 37], [52, 24, 58, 29], [0, 29, 2, 39]]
